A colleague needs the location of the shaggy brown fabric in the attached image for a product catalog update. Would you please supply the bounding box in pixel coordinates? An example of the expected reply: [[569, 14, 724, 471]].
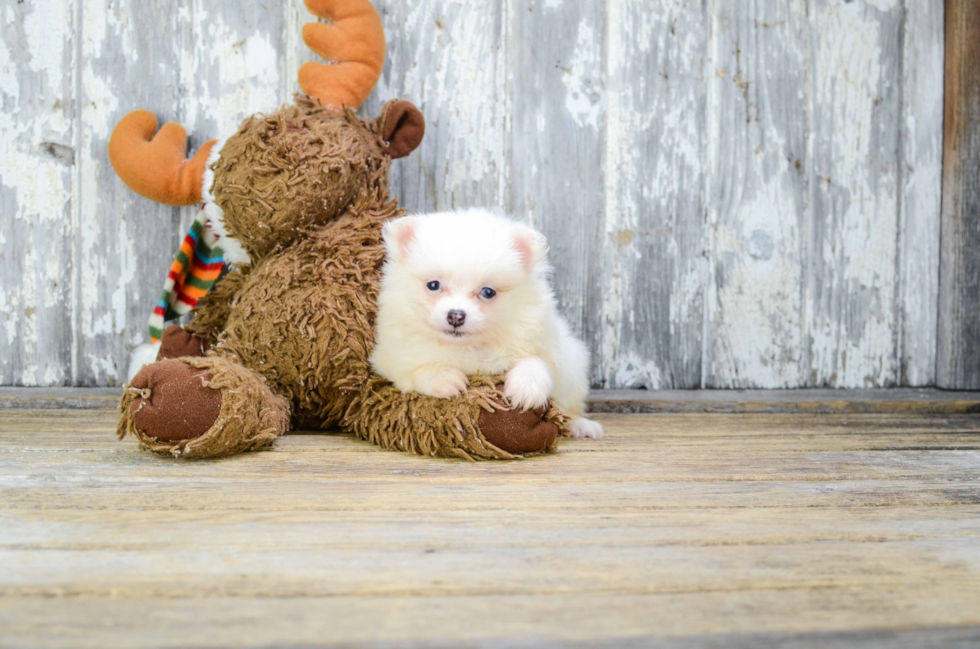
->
[[119, 98, 565, 461], [119, 356, 290, 458], [156, 325, 211, 361], [348, 375, 564, 459], [209, 96, 389, 260], [185, 265, 251, 345], [126, 359, 221, 442]]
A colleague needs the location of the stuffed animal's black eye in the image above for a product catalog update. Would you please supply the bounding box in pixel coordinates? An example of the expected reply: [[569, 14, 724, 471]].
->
[[480, 287, 496, 299], [426, 281, 440, 291]]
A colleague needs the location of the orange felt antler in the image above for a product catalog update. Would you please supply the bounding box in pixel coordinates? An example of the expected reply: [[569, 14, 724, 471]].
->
[[299, 0, 386, 110], [108, 110, 216, 206]]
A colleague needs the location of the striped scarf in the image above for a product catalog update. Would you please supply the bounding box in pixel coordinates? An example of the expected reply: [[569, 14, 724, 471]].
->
[[148, 212, 225, 343]]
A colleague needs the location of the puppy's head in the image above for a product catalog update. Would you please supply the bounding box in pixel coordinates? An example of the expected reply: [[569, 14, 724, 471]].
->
[[381, 209, 548, 343]]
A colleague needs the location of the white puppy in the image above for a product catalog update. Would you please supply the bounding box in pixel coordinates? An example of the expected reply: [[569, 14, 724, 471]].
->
[[370, 209, 603, 439]]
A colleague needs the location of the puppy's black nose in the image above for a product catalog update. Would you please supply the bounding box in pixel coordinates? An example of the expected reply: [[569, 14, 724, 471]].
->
[[447, 310, 466, 327]]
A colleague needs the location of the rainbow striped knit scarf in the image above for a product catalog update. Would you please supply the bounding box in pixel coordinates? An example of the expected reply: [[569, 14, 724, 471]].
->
[[149, 212, 225, 343]]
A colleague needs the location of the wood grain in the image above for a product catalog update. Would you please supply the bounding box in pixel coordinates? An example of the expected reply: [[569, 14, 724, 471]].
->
[[0, 1, 950, 389], [0, 0, 75, 387], [509, 0, 606, 347], [806, 0, 904, 387], [364, 0, 511, 213], [938, 0, 980, 390], [0, 597, 978, 649], [1, 409, 979, 647], [597, 0, 707, 389], [704, 0, 809, 387], [899, 0, 944, 386]]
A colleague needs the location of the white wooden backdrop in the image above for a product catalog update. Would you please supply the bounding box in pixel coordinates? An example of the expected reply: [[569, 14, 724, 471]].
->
[[1, 0, 944, 389]]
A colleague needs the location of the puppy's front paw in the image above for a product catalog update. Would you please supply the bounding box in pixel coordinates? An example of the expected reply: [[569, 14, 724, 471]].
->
[[413, 366, 469, 399], [504, 358, 554, 411], [568, 417, 604, 439]]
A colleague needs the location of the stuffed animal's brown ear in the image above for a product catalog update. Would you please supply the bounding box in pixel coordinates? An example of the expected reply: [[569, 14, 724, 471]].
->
[[382, 100, 425, 158]]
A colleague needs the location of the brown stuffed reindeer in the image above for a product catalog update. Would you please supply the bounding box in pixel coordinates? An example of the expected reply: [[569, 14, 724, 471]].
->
[[108, 0, 565, 459]]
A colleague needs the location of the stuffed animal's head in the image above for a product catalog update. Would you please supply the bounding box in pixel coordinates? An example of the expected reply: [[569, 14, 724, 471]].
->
[[206, 96, 422, 259], [107, 0, 424, 261]]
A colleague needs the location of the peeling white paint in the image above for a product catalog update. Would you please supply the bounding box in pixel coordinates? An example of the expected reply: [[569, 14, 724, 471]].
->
[[372, 0, 511, 210], [184, 7, 284, 136], [562, 18, 603, 130], [0, 0, 73, 385], [600, 0, 628, 388], [899, 0, 943, 386], [599, 0, 706, 389], [807, 1, 901, 387], [702, 1, 808, 388]]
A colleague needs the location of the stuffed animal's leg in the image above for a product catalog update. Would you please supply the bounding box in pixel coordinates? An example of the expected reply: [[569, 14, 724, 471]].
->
[[346, 374, 565, 460], [118, 355, 290, 458], [158, 325, 211, 359], [126, 325, 212, 382]]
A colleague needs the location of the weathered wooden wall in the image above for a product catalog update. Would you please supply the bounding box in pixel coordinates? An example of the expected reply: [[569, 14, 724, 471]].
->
[[938, 0, 980, 390], [0, 0, 945, 388]]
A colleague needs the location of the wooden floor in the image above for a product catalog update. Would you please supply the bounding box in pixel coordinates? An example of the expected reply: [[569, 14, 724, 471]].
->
[[2, 408, 979, 648]]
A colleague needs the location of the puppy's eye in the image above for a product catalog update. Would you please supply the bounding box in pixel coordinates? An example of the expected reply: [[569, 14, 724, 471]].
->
[[480, 287, 496, 300], [426, 281, 440, 291]]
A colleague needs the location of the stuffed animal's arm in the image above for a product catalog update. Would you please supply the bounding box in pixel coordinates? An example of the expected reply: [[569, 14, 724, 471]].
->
[[184, 264, 253, 345]]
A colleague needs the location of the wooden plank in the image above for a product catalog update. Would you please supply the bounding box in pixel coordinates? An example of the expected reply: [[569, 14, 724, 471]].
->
[[703, 0, 809, 388], [0, 595, 978, 649], [2, 536, 978, 597], [0, 410, 979, 646], [4, 411, 980, 452], [588, 388, 980, 414], [3, 410, 980, 481], [899, 0, 944, 386], [508, 0, 606, 350], [7, 388, 980, 413], [0, 0, 76, 386], [805, 0, 903, 387], [6, 505, 979, 549], [4, 443, 980, 483], [0, 388, 120, 409], [596, 0, 706, 389], [938, 0, 980, 389], [179, 3, 290, 155], [363, 0, 511, 213], [4, 476, 977, 512], [2, 412, 979, 515]]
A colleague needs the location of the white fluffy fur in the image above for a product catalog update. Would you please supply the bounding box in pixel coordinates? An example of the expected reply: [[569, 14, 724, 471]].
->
[[370, 208, 603, 439]]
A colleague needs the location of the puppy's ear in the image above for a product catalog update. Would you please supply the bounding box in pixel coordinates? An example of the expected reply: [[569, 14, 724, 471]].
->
[[382, 217, 419, 261], [512, 225, 548, 273]]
